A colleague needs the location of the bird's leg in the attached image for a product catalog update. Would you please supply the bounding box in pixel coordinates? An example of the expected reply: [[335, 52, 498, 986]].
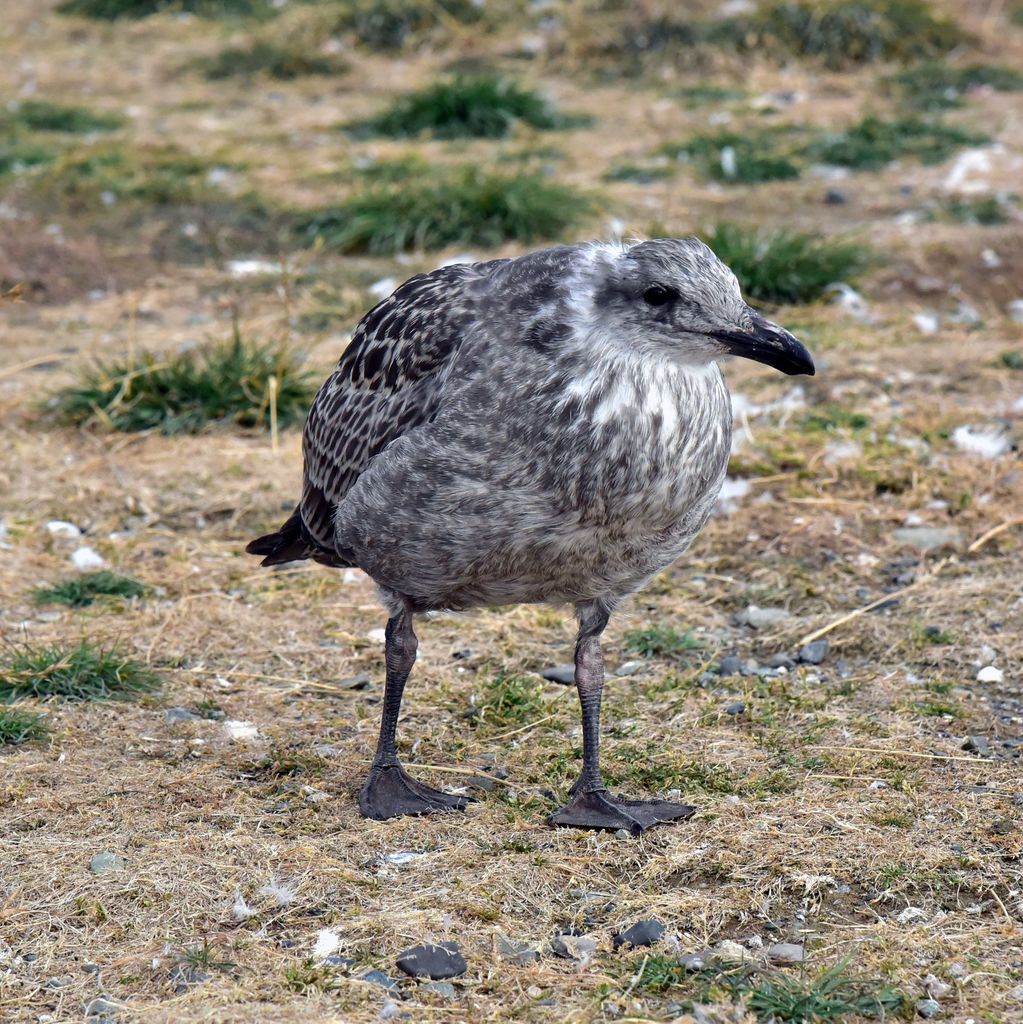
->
[[357, 607, 473, 820], [548, 602, 697, 836]]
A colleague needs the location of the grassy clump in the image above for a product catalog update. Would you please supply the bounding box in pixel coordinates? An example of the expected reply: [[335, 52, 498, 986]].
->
[[352, 77, 586, 140], [663, 129, 802, 184], [57, 0, 274, 19], [474, 674, 547, 730], [0, 707, 49, 746], [50, 326, 314, 434], [198, 41, 348, 80], [892, 61, 1023, 110], [628, 956, 905, 1022], [2, 100, 123, 134], [603, 162, 674, 184], [714, 0, 963, 70], [675, 84, 746, 107], [807, 116, 987, 170], [34, 143, 216, 211], [333, 0, 486, 52], [937, 195, 1015, 225], [706, 223, 871, 305], [33, 572, 148, 608], [0, 641, 159, 702], [0, 139, 56, 176], [623, 625, 700, 658], [301, 167, 592, 254]]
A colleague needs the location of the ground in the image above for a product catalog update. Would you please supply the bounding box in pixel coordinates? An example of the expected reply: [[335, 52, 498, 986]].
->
[[1, 1, 1022, 1022]]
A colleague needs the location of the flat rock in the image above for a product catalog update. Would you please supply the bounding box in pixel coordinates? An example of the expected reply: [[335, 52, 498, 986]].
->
[[85, 998, 120, 1019], [718, 655, 743, 676], [962, 736, 991, 756], [892, 527, 962, 553], [89, 852, 125, 874], [679, 949, 715, 971], [613, 919, 665, 950], [336, 674, 371, 690], [976, 666, 1004, 684], [724, 701, 746, 716], [165, 707, 199, 723], [495, 932, 539, 965], [916, 998, 942, 1018], [767, 653, 796, 669], [540, 664, 575, 686], [169, 964, 209, 993], [767, 942, 804, 964], [797, 639, 830, 665], [396, 942, 466, 980], [551, 933, 598, 959], [737, 605, 792, 629], [614, 660, 646, 677], [422, 980, 457, 999], [361, 970, 400, 991]]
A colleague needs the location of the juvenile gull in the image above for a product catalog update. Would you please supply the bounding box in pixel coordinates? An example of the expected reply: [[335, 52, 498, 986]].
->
[[247, 238, 814, 834]]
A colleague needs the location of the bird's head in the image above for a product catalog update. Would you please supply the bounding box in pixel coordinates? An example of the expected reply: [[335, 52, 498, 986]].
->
[[582, 237, 815, 376]]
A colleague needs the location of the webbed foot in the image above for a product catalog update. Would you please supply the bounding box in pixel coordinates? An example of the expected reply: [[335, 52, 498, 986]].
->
[[548, 789, 695, 835], [358, 764, 474, 820]]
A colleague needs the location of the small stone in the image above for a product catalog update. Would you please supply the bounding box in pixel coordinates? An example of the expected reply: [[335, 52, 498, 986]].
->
[[71, 546, 106, 571], [915, 998, 942, 1018], [767, 654, 796, 669], [361, 970, 400, 991], [540, 664, 575, 685], [396, 942, 466, 980], [990, 818, 1015, 835], [614, 660, 646, 677], [724, 702, 746, 716], [47, 520, 82, 538], [451, 648, 474, 660], [713, 939, 749, 963], [737, 605, 792, 629], [613, 919, 665, 950], [85, 999, 120, 1019], [892, 527, 962, 553], [551, 933, 598, 959], [89, 852, 125, 874], [336, 674, 371, 690], [767, 943, 804, 964], [962, 736, 991, 756], [165, 707, 199, 724], [465, 775, 497, 792], [824, 188, 847, 204], [322, 955, 357, 969], [366, 627, 387, 643], [923, 974, 951, 999], [718, 655, 743, 676], [976, 666, 1004, 684], [495, 932, 538, 966], [169, 964, 209, 993], [422, 981, 457, 999], [679, 950, 714, 971], [44, 978, 64, 989], [223, 720, 259, 741], [797, 639, 830, 665], [613, 828, 632, 840]]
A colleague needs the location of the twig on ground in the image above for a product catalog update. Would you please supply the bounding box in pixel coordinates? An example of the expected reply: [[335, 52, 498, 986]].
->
[[808, 745, 989, 764]]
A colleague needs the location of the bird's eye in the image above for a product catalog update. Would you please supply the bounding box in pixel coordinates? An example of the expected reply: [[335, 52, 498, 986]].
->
[[642, 285, 678, 306]]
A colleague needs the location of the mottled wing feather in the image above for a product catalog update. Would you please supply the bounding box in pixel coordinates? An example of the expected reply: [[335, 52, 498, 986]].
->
[[300, 264, 486, 550]]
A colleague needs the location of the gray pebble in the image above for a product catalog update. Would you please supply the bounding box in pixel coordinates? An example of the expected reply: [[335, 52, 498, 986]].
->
[[495, 932, 538, 966], [451, 648, 474, 660], [798, 639, 830, 665], [962, 736, 991, 756], [169, 964, 209, 993], [396, 942, 466, 980], [718, 655, 743, 677], [679, 950, 714, 971], [540, 664, 575, 685], [824, 189, 848, 205], [422, 981, 457, 999], [613, 919, 664, 949], [892, 527, 962, 553], [89, 852, 125, 874], [614, 660, 646, 677], [767, 654, 796, 669], [724, 702, 746, 716], [361, 969, 400, 991], [336, 674, 371, 690], [85, 998, 120, 1019], [551, 934, 597, 959], [767, 942, 804, 964], [915, 998, 942, 1018], [44, 978, 64, 989], [614, 828, 633, 840], [164, 707, 199, 723]]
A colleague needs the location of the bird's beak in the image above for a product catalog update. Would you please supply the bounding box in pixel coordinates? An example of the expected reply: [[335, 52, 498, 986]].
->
[[713, 313, 816, 376]]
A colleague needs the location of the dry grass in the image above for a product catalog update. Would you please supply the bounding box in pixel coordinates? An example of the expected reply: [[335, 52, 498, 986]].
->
[[1, 1, 1022, 1022]]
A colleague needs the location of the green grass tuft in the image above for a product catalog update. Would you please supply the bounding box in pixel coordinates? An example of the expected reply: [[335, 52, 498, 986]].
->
[[623, 625, 700, 658], [49, 324, 315, 434], [474, 674, 547, 730], [674, 84, 746, 108], [628, 955, 905, 1022], [334, 0, 485, 52], [0, 707, 49, 746], [0, 139, 56, 176], [603, 162, 674, 184], [706, 223, 871, 305], [0, 641, 159, 702], [301, 167, 592, 254], [352, 76, 586, 140], [663, 129, 802, 184], [198, 41, 348, 80], [937, 195, 1015, 225], [57, 0, 274, 19], [806, 116, 987, 170], [714, 0, 963, 70], [2, 100, 123, 134], [892, 61, 1023, 110], [33, 572, 148, 608]]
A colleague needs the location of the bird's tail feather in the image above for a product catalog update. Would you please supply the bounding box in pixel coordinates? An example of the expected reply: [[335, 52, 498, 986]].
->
[[245, 507, 313, 566]]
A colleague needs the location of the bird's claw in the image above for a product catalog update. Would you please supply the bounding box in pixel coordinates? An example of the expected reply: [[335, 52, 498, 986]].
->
[[548, 789, 696, 835], [358, 763, 474, 820]]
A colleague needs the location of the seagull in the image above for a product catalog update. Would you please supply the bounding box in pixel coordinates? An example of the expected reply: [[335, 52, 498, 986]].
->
[[247, 238, 814, 835]]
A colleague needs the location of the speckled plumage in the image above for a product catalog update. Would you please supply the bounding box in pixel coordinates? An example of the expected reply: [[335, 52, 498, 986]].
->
[[247, 237, 814, 831]]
